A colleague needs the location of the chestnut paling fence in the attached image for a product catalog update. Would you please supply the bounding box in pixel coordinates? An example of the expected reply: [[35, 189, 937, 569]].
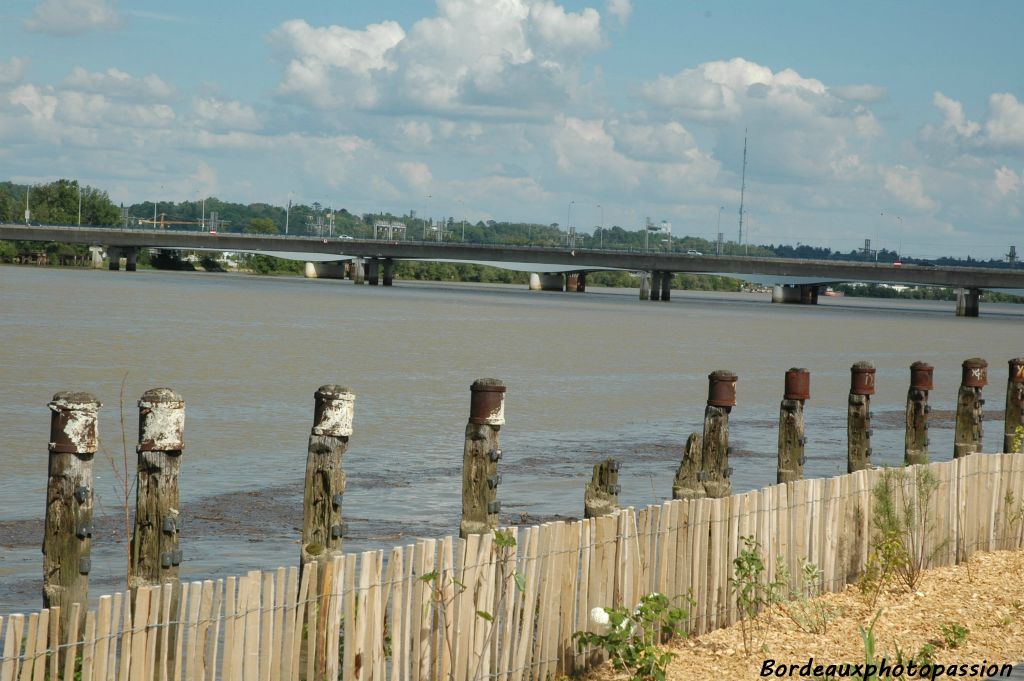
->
[[2, 451, 1023, 681]]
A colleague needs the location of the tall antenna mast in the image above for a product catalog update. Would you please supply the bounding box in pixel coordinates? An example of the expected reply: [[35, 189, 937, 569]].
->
[[738, 129, 747, 247]]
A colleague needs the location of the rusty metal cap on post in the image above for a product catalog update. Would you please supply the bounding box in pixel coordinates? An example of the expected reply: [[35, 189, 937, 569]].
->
[[312, 385, 355, 437], [469, 378, 506, 425], [48, 391, 101, 454], [707, 370, 738, 407], [1009, 357, 1024, 384], [961, 358, 988, 388], [138, 388, 185, 452], [909, 361, 934, 391], [850, 361, 876, 396], [784, 368, 810, 401]]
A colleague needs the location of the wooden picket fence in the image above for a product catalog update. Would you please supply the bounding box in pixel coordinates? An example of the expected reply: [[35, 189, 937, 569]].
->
[[3, 451, 1024, 681]]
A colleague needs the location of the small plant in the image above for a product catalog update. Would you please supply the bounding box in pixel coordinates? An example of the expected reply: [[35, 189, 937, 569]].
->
[[778, 558, 840, 634], [869, 466, 947, 594], [729, 536, 786, 654], [1012, 424, 1024, 453], [940, 622, 969, 649], [573, 592, 692, 681], [857, 610, 884, 681]]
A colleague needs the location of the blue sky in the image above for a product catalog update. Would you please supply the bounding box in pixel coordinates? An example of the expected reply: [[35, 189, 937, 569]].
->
[[2, 0, 1022, 258]]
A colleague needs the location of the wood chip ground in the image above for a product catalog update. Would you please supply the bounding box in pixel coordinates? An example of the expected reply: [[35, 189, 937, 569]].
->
[[583, 549, 1024, 680]]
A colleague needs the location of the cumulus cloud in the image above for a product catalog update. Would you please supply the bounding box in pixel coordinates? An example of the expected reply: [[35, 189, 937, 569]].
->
[[832, 84, 887, 103], [192, 97, 261, 132], [9, 84, 59, 121], [63, 67, 175, 101], [0, 58, 30, 86], [994, 166, 1022, 196], [271, 0, 604, 116], [25, 0, 123, 35], [984, 93, 1024, 148], [605, 0, 632, 26], [933, 92, 980, 138], [884, 165, 937, 212], [397, 161, 433, 191]]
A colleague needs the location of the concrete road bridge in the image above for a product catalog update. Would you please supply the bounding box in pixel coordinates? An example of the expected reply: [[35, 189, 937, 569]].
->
[[4, 223, 1024, 317]]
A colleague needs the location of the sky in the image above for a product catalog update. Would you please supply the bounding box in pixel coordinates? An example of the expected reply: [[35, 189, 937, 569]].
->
[[1, 0, 1023, 259]]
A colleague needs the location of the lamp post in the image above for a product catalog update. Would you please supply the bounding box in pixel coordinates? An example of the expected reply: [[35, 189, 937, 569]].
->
[[597, 204, 603, 248], [458, 199, 466, 242], [285, 192, 293, 235], [567, 200, 575, 248], [716, 205, 724, 254], [77, 182, 82, 226]]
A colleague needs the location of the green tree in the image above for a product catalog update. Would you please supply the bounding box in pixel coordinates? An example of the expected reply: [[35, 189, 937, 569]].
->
[[246, 217, 278, 234]]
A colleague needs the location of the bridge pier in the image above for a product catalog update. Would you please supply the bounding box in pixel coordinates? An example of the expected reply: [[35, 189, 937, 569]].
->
[[124, 247, 139, 272], [577, 271, 586, 292], [565, 273, 579, 292], [956, 287, 980, 317], [89, 246, 104, 269], [650, 271, 662, 301], [528, 273, 565, 291], [772, 284, 819, 304], [351, 257, 365, 285], [639, 272, 650, 300], [383, 258, 394, 286], [304, 261, 347, 279], [660, 271, 671, 301], [367, 258, 380, 286], [107, 246, 122, 270]]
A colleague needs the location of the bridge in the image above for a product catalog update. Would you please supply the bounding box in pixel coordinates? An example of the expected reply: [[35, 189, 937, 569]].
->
[[4, 223, 1024, 316]]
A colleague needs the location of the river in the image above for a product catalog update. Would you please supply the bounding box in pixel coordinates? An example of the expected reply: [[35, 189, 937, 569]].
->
[[2, 265, 1022, 613]]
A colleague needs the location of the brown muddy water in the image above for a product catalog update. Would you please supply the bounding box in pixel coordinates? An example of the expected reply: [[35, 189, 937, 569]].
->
[[2, 265, 1022, 613]]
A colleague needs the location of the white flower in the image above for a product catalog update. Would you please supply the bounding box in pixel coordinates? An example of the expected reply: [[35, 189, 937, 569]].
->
[[590, 607, 610, 627]]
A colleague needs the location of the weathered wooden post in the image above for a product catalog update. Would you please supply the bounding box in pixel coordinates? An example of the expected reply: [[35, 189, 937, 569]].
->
[[848, 362, 875, 472], [1004, 358, 1024, 452], [130, 388, 186, 590], [702, 370, 736, 498], [672, 433, 705, 500], [460, 379, 505, 538], [301, 385, 354, 566], [954, 357, 987, 458], [905, 362, 933, 465], [584, 458, 620, 518], [43, 392, 100, 625], [777, 368, 809, 483]]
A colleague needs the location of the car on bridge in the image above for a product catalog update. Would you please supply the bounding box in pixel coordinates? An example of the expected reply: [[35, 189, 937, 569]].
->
[[686, 249, 702, 255]]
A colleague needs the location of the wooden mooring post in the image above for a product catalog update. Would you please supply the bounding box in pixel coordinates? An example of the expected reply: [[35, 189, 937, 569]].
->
[[130, 388, 186, 590], [954, 357, 987, 458], [847, 362, 875, 472], [460, 378, 505, 538], [701, 370, 736, 498], [1004, 357, 1024, 452], [905, 362, 933, 465], [672, 433, 705, 500], [301, 385, 354, 565], [777, 368, 809, 483], [42, 391, 100, 628], [584, 458, 620, 518]]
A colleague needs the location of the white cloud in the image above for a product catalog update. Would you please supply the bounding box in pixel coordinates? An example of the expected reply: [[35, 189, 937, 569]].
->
[[25, 0, 123, 35], [9, 84, 58, 121], [63, 67, 175, 101], [605, 0, 632, 26], [0, 58, 30, 86], [994, 166, 1022, 196], [984, 93, 1024, 148], [271, 0, 604, 116], [397, 161, 433, 191], [192, 97, 261, 132], [832, 84, 887, 103], [932, 92, 980, 138], [884, 165, 937, 212]]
